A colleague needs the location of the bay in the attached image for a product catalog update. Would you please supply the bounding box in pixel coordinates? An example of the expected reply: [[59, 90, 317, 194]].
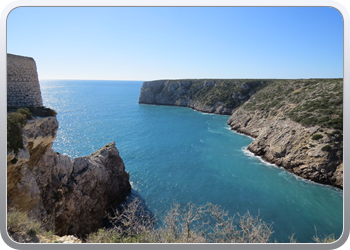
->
[[40, 80, 343, 243]]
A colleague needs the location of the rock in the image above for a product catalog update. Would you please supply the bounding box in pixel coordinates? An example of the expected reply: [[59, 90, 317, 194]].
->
[[228, 108, 343, 189], [139, 79, 267, 115], [7, 116, 131, 237]]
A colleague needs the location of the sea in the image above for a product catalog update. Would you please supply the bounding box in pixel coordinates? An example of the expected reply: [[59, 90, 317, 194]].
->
[[40, 80, 343, 243]]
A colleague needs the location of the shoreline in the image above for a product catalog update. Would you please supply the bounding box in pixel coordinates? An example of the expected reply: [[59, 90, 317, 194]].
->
[[138, 102, 232, 116], [139, 102, 342, 190]]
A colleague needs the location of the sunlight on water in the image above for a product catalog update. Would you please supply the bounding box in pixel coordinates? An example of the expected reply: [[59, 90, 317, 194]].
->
[[40, 80, 343, 243]]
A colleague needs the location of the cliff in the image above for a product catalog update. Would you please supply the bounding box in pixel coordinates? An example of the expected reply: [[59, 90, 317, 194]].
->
[[139, 79, 268, 114], [139, 79, 343, 188], [7, 113, 131, 237]]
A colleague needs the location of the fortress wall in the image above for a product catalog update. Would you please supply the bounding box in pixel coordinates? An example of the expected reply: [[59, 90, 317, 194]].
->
[[7, 53, 43, 107]]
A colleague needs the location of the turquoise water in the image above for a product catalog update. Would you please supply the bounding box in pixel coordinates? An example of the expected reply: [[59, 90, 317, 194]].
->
[[40, 80, 343, 243]]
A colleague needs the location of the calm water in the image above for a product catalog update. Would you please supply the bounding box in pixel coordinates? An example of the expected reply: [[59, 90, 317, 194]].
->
[[40, 80, 343, 243]]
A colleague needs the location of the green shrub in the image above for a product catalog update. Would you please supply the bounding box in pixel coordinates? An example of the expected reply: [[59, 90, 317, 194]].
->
[[311, 134, 323, 140], [301, 118, 316, 126], [321, 145, 331, 152], [17, 108, 32, 119], [7, 111, 27, 153]]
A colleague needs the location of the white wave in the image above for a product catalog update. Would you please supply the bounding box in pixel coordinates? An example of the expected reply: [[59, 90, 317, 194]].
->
[[241, 147, 280, 168], [241, 147, 343, 193]]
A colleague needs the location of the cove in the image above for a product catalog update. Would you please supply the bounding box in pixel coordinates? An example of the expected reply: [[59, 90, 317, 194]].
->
[[40, 80, 343, 243]]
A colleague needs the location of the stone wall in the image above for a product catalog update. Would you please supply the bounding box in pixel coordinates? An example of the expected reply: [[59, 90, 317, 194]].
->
[[7, 53, 43, 107]]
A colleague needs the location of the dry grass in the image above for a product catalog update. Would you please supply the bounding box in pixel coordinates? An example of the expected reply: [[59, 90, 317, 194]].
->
[[7, 201, 338, 244], [86, 199, 274, 243]]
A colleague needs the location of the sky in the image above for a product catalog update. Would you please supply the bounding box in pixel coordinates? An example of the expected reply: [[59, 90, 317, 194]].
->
[[7, 7, 344, 80]]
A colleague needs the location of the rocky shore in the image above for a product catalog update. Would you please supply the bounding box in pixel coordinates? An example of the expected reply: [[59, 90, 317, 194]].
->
[[139, 79, 343, 189]]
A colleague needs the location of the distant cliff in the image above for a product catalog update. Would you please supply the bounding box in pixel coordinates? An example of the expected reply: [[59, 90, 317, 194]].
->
[[139, 79, 268, 115], [139, 78, 343, 188]]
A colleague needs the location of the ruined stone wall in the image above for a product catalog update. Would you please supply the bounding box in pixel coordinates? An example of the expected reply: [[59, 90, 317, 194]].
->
[[7, 53, 43, 107]]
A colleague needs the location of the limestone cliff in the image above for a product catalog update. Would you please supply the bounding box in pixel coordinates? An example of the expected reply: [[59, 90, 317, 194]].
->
[[139, 79, 268, 114], [7, 115, 131, 237], [139, 78, 343, 189]]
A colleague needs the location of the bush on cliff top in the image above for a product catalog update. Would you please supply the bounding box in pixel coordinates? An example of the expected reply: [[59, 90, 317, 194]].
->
[[7, 108, 31, 153], [7, 106, 57, 154]]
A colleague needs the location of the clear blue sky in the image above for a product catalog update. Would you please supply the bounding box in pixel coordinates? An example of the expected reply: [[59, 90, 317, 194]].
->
[[7, 7, 343, 80]]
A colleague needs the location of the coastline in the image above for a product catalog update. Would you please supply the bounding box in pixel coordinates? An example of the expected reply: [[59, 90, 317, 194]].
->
[[139, 102, 232, 116], [140, 101, 343, 190]]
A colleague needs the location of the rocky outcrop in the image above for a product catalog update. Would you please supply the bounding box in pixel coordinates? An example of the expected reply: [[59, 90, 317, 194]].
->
[[7, 116, 131, 237], [227, 108, 343, 188], [139, 79, 267, 115]]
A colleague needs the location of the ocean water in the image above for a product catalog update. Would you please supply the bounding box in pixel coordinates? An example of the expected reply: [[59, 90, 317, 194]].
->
[[40, 80, 343, 243]]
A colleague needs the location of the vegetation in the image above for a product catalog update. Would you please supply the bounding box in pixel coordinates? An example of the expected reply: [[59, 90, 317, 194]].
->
[[7, 207, 72, 243], [86, 198, 273, 243], [85, 198, 337, 244], [7, 207, 43, 242], [153, 78, 342, 130], [7, 106, 57, 153], [321, 145, 331, 152], [7, 108, 30, 153], [241, 79, 343, 130], [312, 134, 324, 140], [7, 200, 338, 244], [7, 207, 41, 236]]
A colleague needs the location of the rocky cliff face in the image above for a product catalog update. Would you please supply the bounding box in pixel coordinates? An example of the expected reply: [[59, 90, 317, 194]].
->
[[139, 78, 343, 189], [139, 79, 267, 115], [7, 116, 131, 236], [227, 109, 343, 188]]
